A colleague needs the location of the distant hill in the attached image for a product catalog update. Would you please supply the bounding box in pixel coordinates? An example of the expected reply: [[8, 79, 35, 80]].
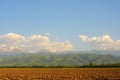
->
[[0, 53, 120, 67]]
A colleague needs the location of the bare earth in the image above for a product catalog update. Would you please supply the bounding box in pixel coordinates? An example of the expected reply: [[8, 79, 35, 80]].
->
[[0, 68, 120, 80]]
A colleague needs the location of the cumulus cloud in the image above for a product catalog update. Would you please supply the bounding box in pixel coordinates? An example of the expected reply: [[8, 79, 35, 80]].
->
[[0, 33, 25, 52], [0, 33, 73, 53], [79, 34, 120, 50], [79, 35, 88, 42]]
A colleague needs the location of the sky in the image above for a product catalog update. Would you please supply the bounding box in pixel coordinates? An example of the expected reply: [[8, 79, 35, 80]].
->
[[0, 0, 120, 52]]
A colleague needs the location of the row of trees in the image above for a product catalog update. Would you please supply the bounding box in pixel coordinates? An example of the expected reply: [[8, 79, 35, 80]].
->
[[80, 63, 120, 68], [0, 63, 120, 68]]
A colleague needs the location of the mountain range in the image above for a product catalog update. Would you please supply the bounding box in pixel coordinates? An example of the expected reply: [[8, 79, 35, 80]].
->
[[0, 50, 120, 67]]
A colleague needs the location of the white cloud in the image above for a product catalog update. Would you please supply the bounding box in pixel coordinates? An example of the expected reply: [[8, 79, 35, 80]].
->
[[0, 33, 73, 53], [79, 35, 88, 42], [0, 33, 25, 52], [79, 34, 120, 50]]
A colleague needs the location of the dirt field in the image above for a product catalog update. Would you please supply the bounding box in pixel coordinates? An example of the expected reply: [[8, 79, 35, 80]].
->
[[0, 68, 120, 80]]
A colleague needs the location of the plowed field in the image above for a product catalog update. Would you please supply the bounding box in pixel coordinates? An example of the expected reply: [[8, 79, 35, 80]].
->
[[0, 68, 120, 80]]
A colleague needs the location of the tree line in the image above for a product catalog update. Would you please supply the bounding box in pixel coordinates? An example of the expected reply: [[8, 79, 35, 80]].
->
[[0, 63, 120, 68]]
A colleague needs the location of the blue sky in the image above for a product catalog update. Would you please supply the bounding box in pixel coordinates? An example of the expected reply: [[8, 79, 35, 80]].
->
[[0, 0, 120, 51]]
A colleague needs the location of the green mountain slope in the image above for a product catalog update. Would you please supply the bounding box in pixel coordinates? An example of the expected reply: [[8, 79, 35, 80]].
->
[[0, 53, 120, 66]]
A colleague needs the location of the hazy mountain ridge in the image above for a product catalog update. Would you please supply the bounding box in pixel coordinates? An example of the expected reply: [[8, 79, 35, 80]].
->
[[0, 51, 120, 66]]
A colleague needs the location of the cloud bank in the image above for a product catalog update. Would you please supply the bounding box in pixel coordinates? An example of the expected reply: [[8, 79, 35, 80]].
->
[[0, 33, 73, 53], [79, 34, 120, 50], [0, 33, 119, 53]]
